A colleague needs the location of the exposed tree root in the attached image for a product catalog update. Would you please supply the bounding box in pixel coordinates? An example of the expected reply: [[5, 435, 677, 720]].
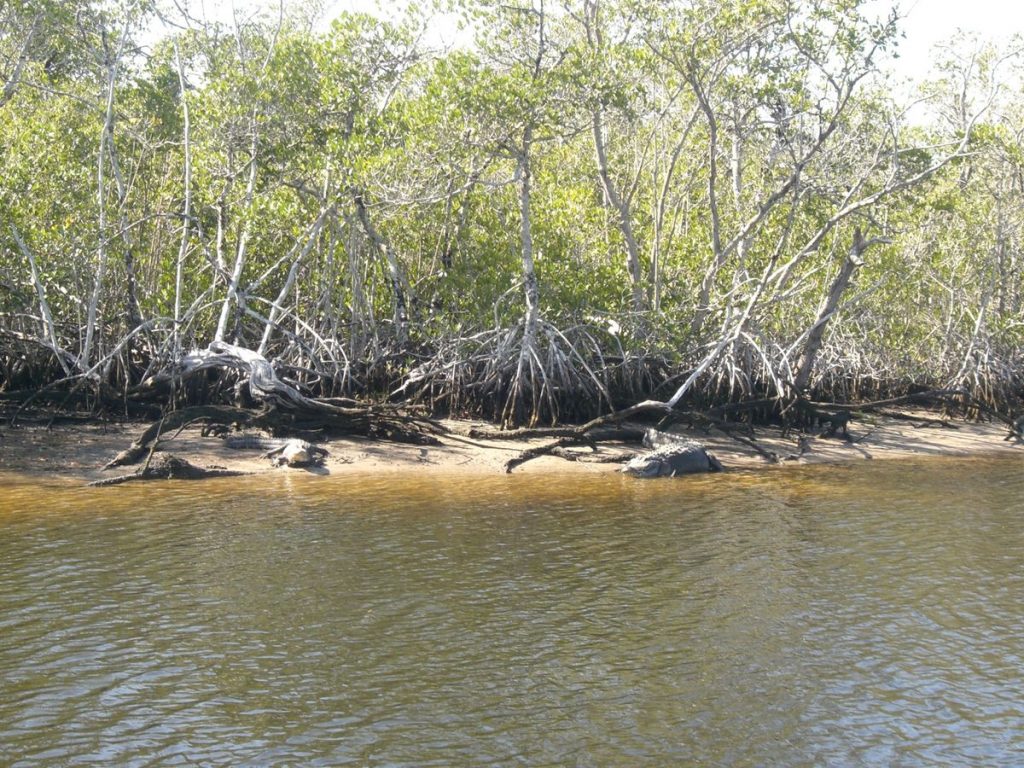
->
[[808, 387, 970, 413], [394, 319, 644, 427], [870, 409, 960, 428], [482, 385, 999, 473], [101, 342, 445, 475]]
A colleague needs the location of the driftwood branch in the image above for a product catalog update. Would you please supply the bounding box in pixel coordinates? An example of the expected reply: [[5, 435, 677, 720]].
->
[[504, 436, 594, 473]]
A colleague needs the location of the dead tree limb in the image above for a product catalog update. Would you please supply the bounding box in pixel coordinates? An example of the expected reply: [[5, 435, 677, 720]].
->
[[718, 431, 780, 463], [472, 400, 670, 441], [504, 436, 596, 473]]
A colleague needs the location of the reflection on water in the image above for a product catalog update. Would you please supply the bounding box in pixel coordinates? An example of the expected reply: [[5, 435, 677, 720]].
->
[[2, 458, 1024, 766]]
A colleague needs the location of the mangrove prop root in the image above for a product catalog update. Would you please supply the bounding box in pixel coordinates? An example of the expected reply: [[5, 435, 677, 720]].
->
[[103, 343, 446, 472], [475, 386, 1012, 474]]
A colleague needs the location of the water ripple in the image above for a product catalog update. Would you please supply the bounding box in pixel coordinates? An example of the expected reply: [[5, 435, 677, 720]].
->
[[1, 459, 1024, 765]]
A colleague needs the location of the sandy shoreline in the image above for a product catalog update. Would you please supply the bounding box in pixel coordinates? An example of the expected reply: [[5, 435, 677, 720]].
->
[[0, 409, 1022, 485]]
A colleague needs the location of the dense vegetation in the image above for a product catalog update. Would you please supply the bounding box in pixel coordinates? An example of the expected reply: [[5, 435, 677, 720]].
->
[[2, 0, 1023, 427]]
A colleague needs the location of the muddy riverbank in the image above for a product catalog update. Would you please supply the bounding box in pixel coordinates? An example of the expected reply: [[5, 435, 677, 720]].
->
[[1, 409, 1020, 484]]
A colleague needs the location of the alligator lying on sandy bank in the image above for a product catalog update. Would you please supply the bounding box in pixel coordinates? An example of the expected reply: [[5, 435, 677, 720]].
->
[[622, 429, 724, 477], [224, 435, 329, 467]]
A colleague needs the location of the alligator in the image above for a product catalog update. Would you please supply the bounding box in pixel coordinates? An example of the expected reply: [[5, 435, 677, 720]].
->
[[224, 435, 328, 467], [623, 430, 724, 477]]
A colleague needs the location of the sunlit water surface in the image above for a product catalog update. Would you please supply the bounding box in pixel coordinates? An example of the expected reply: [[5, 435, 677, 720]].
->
[[2, 457, 1024, 766]]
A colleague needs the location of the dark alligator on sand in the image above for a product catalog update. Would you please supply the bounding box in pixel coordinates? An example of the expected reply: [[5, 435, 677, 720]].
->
[[622, 429, 723, 477]]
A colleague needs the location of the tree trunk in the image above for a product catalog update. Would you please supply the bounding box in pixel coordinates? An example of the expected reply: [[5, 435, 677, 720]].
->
[[503, 125, 541, 427], [172, 39, 192, 359], [214, 121, 258, 343], [11, 224, 71, 375], [352, 192, 409, 346], [257, 210, 329, 355], [0, 12, 41, 109], [793, 228, 888, 392], [689, 68, 723, 339], [518, 126, 540, 355], [82, 27, 128, 370], [592, 109, 645, 313]]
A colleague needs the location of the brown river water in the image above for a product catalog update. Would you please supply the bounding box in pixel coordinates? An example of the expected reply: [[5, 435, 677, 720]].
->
[[1, 457, 1023, 766]]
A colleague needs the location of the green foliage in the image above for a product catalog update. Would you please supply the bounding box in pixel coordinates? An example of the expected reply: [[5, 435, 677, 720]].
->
[[1, 0, 1023, 416]]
